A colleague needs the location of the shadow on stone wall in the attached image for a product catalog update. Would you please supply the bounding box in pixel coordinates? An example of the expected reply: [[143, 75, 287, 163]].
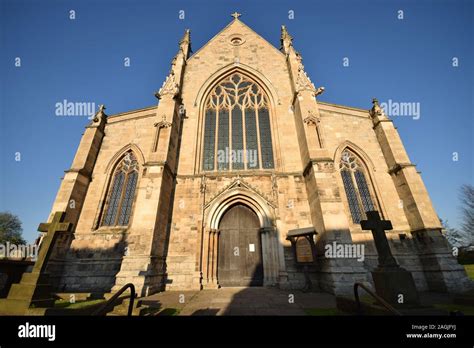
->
[[157, 112, 186, 292], [48, 233, 128, 296]]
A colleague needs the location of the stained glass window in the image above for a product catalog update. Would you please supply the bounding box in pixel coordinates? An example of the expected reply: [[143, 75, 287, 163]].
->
[[341, 170, 362, 224], [258, 107, 274, 169], [202, 72, 274, 171], [102, 152, 139, 226], [217, 108, 229, 171], [355, 170, 375, 213], [245, 107, 259, 169], [102, 172, 125, 226], [203, 109, 216, 171], [339, 149, 378, 224], [232, 107, 244, 170]]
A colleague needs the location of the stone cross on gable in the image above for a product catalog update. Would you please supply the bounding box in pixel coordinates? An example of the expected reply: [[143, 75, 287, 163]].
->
[[360, 211, 399, 268], [35, 212, 72, 274], [231, 12, 241, 20]]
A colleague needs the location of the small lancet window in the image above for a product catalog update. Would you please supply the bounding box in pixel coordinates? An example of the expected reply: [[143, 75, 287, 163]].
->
[[102, 152, 139, 226]]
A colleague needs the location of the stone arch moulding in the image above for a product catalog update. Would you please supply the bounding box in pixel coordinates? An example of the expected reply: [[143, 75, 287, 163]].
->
[[202, 186, 281, 288], [103, 143, 146, 175], [193, 64, 283, 174], [206, 187, 275, 231], [333, 140, 377, 173], [193, 63, 281, 110]]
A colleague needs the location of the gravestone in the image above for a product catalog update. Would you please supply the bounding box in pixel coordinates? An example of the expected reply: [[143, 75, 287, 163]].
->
[[360, 211, 419, 306], [0, 212, 72, 314]]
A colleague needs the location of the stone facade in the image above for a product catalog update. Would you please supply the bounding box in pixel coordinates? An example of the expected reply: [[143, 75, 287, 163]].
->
[[44, 16, 470, 297]]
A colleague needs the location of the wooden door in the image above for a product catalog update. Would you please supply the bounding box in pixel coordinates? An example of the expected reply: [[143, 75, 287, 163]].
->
[[218, 204, 263, 286]]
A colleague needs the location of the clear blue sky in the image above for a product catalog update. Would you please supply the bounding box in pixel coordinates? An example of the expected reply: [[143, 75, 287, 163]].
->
[[1, 0, 472, 242]]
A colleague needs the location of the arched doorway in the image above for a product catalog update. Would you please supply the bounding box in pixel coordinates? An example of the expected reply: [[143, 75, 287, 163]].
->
[[218, 204, 263, 286]]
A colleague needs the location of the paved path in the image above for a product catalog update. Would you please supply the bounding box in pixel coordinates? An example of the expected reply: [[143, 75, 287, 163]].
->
[[140, 287, 337, 316]]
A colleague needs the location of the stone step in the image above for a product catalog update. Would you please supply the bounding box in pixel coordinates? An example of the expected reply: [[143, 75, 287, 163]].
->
[[8, 283, 38, 299], [55, 293, 93, 302], [20, 272, 49, 284], [7, 283, 55, 307], [0, 298, 50, 315], [0, 299, 30, 314]]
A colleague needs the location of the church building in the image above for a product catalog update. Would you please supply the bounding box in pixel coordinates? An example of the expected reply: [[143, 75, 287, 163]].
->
[[44, 13, 469, 296]]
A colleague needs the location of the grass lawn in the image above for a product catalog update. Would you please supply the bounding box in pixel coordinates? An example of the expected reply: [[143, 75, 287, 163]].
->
[[157, 308, 180, 316], [54, 299, 105, 309], [464, 264, 474, 280]]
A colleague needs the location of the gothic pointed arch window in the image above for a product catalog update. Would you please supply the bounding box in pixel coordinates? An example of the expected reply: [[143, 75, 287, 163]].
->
[[202, 72, 275, 171], [101, 151, 139, 226], [339, 149, 378, 224]]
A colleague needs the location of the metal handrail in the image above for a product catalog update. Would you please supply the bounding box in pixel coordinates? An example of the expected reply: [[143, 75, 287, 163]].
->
[[92, 283, 136, 316], [354, 282, 402, 316]]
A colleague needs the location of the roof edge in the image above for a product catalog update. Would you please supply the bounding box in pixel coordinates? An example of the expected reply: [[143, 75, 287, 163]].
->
[[187, 18, 285, 62], [318, 100, 370, 114], [107, 105, 157, 119]]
